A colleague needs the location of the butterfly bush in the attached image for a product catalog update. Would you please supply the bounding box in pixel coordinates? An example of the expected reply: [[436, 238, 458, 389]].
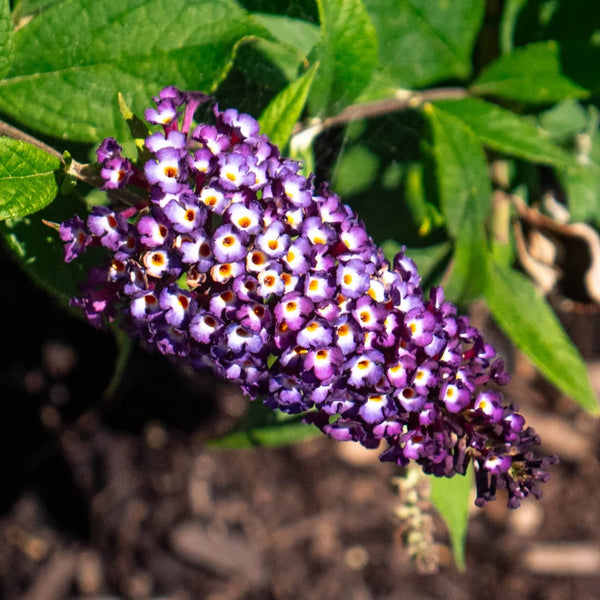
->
[[59, 87, 556, 508]]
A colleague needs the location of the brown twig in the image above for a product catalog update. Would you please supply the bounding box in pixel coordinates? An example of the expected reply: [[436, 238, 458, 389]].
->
[[0, 119, 65, 162], [292, 86, 468, 136], [0, 118, 145, 206], [511, 194, 600, 303], [2, 87, 467, 204]]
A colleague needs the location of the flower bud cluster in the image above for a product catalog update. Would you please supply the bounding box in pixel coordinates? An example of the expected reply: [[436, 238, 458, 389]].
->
[[59, 87, 556, 507]]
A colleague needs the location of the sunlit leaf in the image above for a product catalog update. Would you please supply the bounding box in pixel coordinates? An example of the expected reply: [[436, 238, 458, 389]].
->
[[309, 0, 378, 115], [433, 97, 576, 168], [485, 261, 599, 414], [425, 104, 491, 304], [0, 0, 13, 79], [0, 0, 268, 142], [0, 138, 60, 220], [331, 143, 379, 197], [430, 469, 471, 571], [259, 62, 319, 150], [363, 0, 484, 91], [471, 41, 589, 105]]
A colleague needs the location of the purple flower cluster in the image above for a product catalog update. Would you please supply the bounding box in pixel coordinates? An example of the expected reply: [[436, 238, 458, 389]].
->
[[59, 87, 556, 508]]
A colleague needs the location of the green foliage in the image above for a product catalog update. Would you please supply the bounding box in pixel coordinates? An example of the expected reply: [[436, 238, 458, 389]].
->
[[0, 138, 60, 219], [433, 97, 576, 168], [0, 0, 13, 79], [430, 469, 472, 571], [363, 0, 485, 94], [485, 261, 599, 414], [0, 0, 269, 142], [426, 104, 491, 305], [308, 0, 378, 114], [258, 62, 319, 150], [208, 401, 320, 448], [2, 0, 600, 570], [471, 41, 589, 105], [250, 14, 319, 82]]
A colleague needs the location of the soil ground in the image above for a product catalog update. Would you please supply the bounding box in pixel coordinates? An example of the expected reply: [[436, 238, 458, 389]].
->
[[2, 257, 600, 600]]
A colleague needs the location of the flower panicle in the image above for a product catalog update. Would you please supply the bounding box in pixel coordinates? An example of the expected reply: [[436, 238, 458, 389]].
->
[[59, 87, 557, 508]]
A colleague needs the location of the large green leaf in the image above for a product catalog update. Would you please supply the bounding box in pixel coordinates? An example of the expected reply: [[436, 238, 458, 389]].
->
[[309, 0, 378, 115], [433, 97, 576, 168], [252, 12, 319, 60], [363, 0, 484, 91], [471, 41, 589, 105], [0, 0, 13, 79], [430, 470, 471, 571], [485, 262, 599, 414], [0, 138, 60, 220], [0, 0, 267, 142], [425, 104, 491, 304], [250, 13, 319, 82], [258, 62, 319, 150]]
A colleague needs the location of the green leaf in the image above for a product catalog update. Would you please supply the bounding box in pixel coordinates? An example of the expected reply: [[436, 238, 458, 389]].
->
[[331, 143, 379, 197], [252, 12, 319, 60], [499, 0, 527, 55], [425, 105, 492, 238], [445, 223, 488, 306], [0, 138, 60, 220], [401, 161, 444, 236], [309, 0, 378, 115], [117, 92, 152, 164], [429, 470, 471, 571], [258, 62, 319, 150], [363, 0, 485, 90], [484, 262, 599, 414], [103, 325, 133, 400], [561, 162, 600, 227], [0, 192, 103, 305], [538, 98, 588, 142], [425, 104, 492, 303], [250, 14, 319, 82], [471, 41, 589, 105], [208, 402, 320, 448], [433, 97, 576, 168], [0, 0, 14, 79], [289, 128, 316, 177], [0, 0, 267, 142]]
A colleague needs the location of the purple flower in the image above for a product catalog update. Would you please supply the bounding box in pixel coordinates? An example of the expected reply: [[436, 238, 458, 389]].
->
[[96, 137, 122, 163], [58, 86, 557, 509], [87, 206, 129, 251], [145, 147, 186, 193], [59, 215, 92, 262]]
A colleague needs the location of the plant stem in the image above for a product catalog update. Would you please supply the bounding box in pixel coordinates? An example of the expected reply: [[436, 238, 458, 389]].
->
[[0, 118, 144, 205], [293, 86, 468, 136], [1, 85, 468, 200], [0, 119, 65, 161]]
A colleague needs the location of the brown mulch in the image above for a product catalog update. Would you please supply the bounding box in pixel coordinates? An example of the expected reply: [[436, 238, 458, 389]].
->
[[2, 259, 600, 600]]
